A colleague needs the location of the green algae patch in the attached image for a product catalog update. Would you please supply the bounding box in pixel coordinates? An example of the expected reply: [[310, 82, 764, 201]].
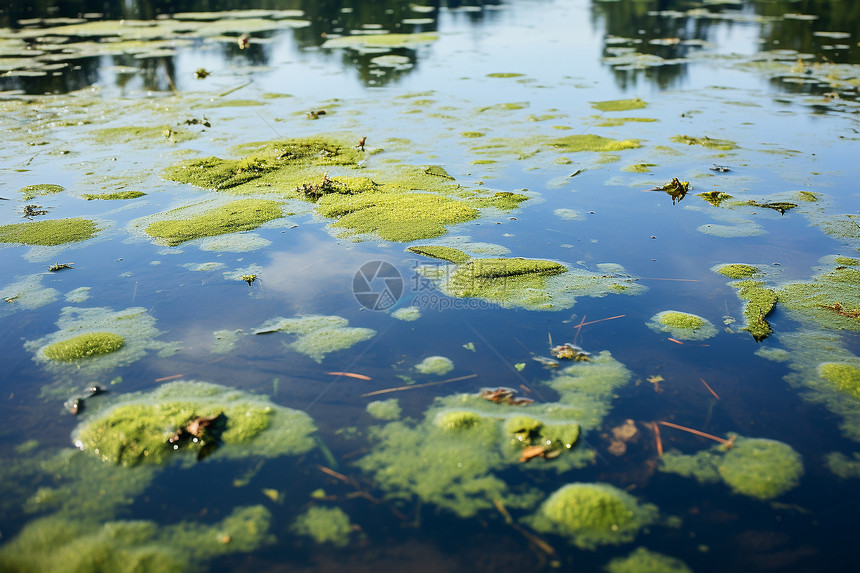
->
[[0, 505, 274, 573], [417, 258, 645, 311], [731, 280, 778, 341], [26, 306, 179, 387], [594, 117, 658, 127], [391, 307, 421, 321], [415, 355, 454, 376], [835, 257, 860, 266], [719, 437, 804, 500], [698, 191, 733, 206], [647, 311, 717, 341], [622, 163, 657, 173], [73, 380, 316, 466], [254, 314, 375, 363], [94, 125, 195, 145], [42, 332, 125, 362], [605, 547, 693, 573], [525, 482, 658, 549], [550, 134, 641, 153], [819, 363, 860, 398], [1, 273, 59, 317], [777, 262, 860, 332], [826, 452, 860, 479], [144, 199, 283, 246], [467, 191, 530, 210], [591, 98, 647, 112], [322, 32, 438, 50], [81, 191, 146, 200], [406, 245, 471, 264], [715, 263, 760, 279], [367, 399, 402, 421], [19, 183, 64, 201], [0, 218, 99, 246], [660, 436, 803, 501], [291, 506, 354, 547], [317, 191, 479, 242], [671, 134, 738, 150]]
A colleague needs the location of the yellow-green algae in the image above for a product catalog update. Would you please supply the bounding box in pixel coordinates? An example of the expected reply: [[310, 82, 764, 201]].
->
[[697, 191, 733, 206], [321, 32, 438, 50], [26, 306, 179, 388], [777, 259, 860, 332], [550, 134, 641, 153], [819, 363, 860, 398], [19, 183, 64, 201], [622, 163, 657, 173], [671, 134, 738, 150], [42, 332, 125, 362], [826, 452, 860, 479], [605, 547, 693, 573], [0, 505, 274, 573], [253, 314, 375, 363], [406, 245, 472, 264], [415, 355, 454, 375], [81, 191, 146, 200], [591, 98, 647, 112], [730, 280, 778, 341], [0, 218, 100, 246], [525, 482, 659, 549], [646, 311, 718, 340], [73, 380, 316, 466], [715, 263, 760, 279], [290, 506, 354, 547], [144, 199, 283, 246], [416, 256, 645, 311], [93, 125, 195, 145], [391, 306, 421, 321], [366, 399, 402, 421], [660, 436, 803, 500]]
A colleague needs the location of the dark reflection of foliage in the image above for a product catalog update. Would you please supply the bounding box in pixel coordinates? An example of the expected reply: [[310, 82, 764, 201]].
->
[[592, 0, 860, 92]]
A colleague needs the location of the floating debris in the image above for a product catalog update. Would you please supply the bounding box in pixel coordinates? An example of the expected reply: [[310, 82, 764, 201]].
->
[[194, 68, 210, 79], [241, 274, 257, 286], [479, 387, 534, 406], [48, 262, 74, 272], [550, 343, 591, 361]]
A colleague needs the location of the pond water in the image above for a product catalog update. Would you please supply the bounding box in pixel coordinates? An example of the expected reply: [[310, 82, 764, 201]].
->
[[1, 0, 859, 571]]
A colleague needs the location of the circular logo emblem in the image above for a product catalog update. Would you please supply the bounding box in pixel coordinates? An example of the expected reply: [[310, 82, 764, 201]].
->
[[353, 260, 403, 311]]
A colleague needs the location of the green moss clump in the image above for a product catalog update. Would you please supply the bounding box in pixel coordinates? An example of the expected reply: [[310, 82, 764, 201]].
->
[[825, 452, 860, 479], [671, 134, 738, 150], [291, 506, 353, 547], [406, 245, 472, 264], [605, 547, 693, 573], [731, 280, 778, 341], [718, 437, 804, 500], [415, 355, 454, 375], [144, 199, 283, 246], [317, 191, 479, 242], [647, 311, 717, 340], [164, 156, 279, 190], [716, 264, 760, 279], [434, 410, 484, 431], [0, 218, 100, 246], [835, 257, 860, 266], [254, 314, 375, 363], [819, 363, 860, 398], [42, 332, 125, 362], [468, 191, 530, 210], [550, 134, 641, 153], [591, 98, 647, 112], [697, 191, 734, 206], [526, 482, 658, 549], [454, 258, 566, 280], [81, 191, 146, 200], [19, 183, 64, 201], [659, 450, 723, 484], [366, 399, 402, 421], [73, 381, 316, 466]]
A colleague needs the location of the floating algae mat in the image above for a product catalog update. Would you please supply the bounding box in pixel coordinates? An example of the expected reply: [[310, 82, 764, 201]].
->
[[3, 0, 860, 571]]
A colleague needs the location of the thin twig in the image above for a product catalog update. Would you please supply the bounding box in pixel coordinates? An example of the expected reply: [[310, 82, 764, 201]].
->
[[700, 378, 720, 400], [658, 421, 731, 445], [360, 374, 478, 398], [652, 422, 663, 456], [154, 374, 184, 382]]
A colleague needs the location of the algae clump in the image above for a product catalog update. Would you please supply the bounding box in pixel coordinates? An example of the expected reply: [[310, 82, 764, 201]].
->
[[671, 134, 738, 150], [715, 264, 760, 279], [718, 437, 804, 500], [730, 280, 778, 341], [19, 183, 64, 201], [646, 311, 717, 340], [254, 314, 375, 362], [42, 332, 125, 362], [406, 245, 471, 264], [550, 134, 641, 153], [366, 399, 402, 421], [819, 363, 860, 398], [605, 547, 692, 573], [591, 98, 647, 112], [778, 263, 860, 332], [525, 482, 658, 549], [82, 191, 146, 200], [73, 380, 317, 466], [415, 355, 454, 375], [0, 218, 100, 246], [144, 199, 283, 246], [291, 506, 354, 547]]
